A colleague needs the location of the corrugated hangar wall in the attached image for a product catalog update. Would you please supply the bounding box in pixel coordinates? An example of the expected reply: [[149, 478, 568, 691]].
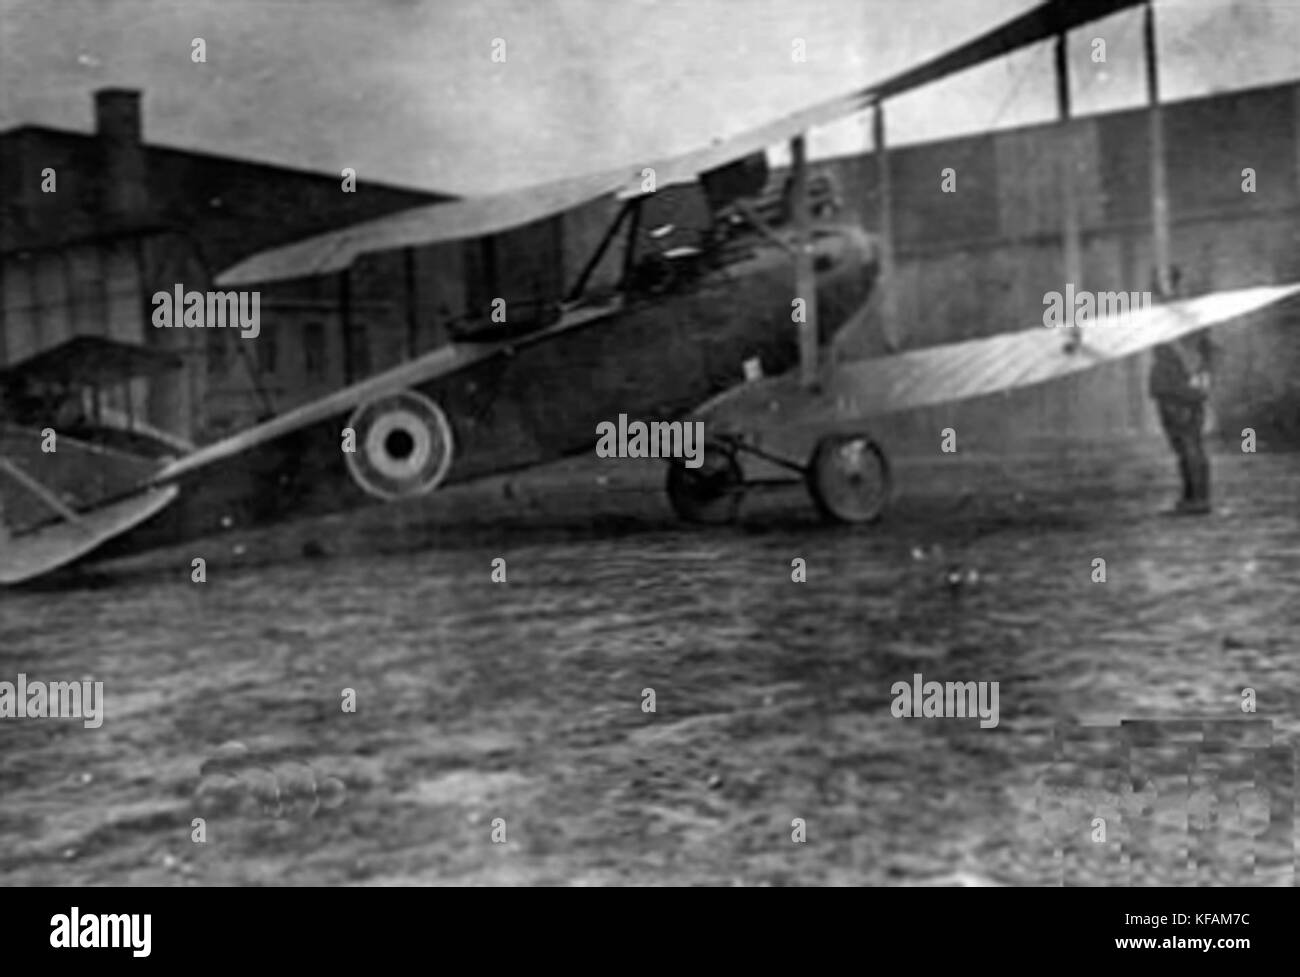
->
[[813, 80, 1300, 450]]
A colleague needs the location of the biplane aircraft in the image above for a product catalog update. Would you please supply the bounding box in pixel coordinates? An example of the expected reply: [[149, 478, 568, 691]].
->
[[0, 336, 190, 581], [2, 0, 1299, 585]]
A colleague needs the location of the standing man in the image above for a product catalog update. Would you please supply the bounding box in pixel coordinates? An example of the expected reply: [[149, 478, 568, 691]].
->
[[1148, 267, 1214, 514]]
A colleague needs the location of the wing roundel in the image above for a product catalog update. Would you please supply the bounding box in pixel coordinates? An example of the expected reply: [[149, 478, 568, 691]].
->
[[343, 391, 455, 500]]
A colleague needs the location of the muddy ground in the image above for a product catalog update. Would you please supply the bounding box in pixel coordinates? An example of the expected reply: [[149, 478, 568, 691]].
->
[[1, 440, 1297, 885]]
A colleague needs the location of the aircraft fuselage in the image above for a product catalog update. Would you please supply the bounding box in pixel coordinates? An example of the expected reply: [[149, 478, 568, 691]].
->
[[95, 222, 879, 561]]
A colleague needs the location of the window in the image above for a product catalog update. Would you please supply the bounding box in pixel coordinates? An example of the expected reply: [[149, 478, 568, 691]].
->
[[258, 328, 277, 375], [303, 321, 326, 379], [349, 320, 371, 379], [208, 329, 227, 375]]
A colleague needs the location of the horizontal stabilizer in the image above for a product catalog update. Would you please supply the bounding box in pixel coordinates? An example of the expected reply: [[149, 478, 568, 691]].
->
[[0, 485, 178, 586]]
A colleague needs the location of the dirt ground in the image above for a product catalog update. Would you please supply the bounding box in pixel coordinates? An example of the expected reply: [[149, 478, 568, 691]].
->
[[1, 439, 1297, 885]]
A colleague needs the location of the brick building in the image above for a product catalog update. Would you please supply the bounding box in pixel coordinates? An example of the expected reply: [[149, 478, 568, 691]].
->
[[4, 81, 1300, 452], [814, 79, 1300, 447], [0, 88, 566, 441]]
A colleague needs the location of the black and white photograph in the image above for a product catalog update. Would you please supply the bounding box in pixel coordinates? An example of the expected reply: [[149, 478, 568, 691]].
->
[[1, 0, 1298, 934]]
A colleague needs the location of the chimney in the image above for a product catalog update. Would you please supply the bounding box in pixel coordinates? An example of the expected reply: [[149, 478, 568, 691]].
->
[[95, 88, 149, 226]]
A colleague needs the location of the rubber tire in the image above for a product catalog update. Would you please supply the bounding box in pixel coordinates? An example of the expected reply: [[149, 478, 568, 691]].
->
[[805, 433, 890, 524], [666, 443, 744, 524]]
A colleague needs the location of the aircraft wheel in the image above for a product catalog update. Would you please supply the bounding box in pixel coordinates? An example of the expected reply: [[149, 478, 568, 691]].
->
[[805, 433, 890, 523], [665, 441, 744, 524]]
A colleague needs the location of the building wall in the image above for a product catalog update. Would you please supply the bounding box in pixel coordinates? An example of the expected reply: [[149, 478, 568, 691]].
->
[[818, 80, 1300, 449], [0, 99, 462, 439], [1, 236, 157, 421], [553, 81, 1300, 449], [4, 81, 1300, 452]]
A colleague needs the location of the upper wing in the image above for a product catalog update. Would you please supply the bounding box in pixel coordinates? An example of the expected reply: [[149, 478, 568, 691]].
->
[[216, 168, 642, 285], [644, 0, 1144, 192], [217, 0, 1144, 287], [694, 284, 1300, 429]]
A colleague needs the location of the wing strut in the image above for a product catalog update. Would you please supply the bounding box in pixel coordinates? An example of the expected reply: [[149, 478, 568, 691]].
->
[[1144, 1, 1172, 297], [0, 457, 85, 527], [1056, 31, 1082, 319], [1056, 28, 1084, 355], [873, 104, 899, 352], [790, 134, 819, 390], [567, 199, 633, 302]]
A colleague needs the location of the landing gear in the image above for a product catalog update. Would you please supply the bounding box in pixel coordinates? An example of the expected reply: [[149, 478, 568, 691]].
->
[[805, 433, 890, 524], [665, 440, 745, 524], [664, 431, 890, 525]]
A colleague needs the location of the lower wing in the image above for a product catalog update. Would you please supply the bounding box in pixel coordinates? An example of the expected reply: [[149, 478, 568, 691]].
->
[[695, 283, 1300, 429], [0, 480, 179, 586]]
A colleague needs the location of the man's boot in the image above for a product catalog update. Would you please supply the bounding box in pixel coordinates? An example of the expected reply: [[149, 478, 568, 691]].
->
[[1191, 455, 1212, 514], [1162, 444, 1194, 515], [1177, 450, 1212, 515]]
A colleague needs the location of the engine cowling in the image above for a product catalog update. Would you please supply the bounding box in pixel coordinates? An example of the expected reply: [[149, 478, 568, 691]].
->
[[344, 390, 454, 500]]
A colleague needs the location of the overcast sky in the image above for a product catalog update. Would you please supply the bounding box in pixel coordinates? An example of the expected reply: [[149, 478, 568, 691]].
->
[[1, 0, 1297, 195]]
